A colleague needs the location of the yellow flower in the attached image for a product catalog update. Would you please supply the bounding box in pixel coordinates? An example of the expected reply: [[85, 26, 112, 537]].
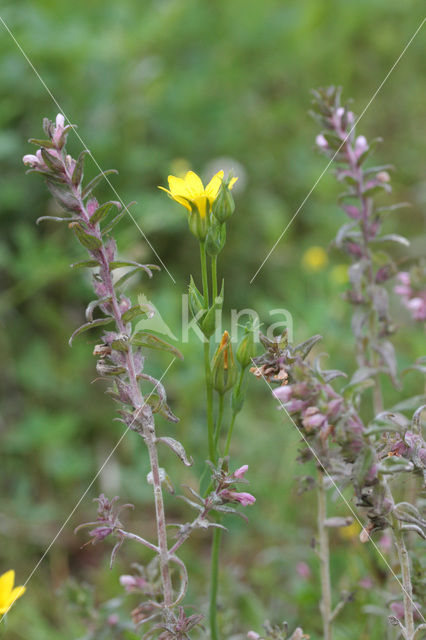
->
[[338, 521, 361, 541], [159, 170, 237, 218], [330, 264, 349, 285], [302, 246, 328, 272], [0, 570, 26, 614]]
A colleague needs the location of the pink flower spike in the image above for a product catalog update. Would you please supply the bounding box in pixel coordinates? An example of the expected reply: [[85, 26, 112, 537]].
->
[[233, 464, 248, 479]]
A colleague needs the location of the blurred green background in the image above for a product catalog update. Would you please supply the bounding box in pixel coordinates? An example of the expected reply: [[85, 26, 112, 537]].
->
[[0, 0, 425, 638]]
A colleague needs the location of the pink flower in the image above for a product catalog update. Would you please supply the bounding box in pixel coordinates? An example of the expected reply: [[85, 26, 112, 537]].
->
[[119, 574, 148, 593], [220, 489, 256, 506], [87, 198, 99, 217], [359, 576, 373, 589], [316, 134, 328, 149], [296, 561, 311, 579], [107, 614, 119, 626], [302, 406, 327, 431], [354, 135, 368, 157], [53, 113, 66, 145], [273, 385, 293, 402], [247, 632, 261, 640], [233, 464, 249, 479]]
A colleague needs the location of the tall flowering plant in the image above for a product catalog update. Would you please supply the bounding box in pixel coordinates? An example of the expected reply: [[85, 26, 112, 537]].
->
[[249, 87, 425, 640], [160, 169, 256, 639], [23, 115, 255, 638]]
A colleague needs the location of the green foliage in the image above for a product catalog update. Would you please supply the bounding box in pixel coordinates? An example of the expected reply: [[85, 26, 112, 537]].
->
[[1, 0, 425, 638]]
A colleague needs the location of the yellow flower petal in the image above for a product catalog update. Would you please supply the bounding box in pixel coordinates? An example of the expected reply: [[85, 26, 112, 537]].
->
[[167, 175, 192, 199], [193, 195, 208, 218], [172, 195, 192, 212], [228, 176, 238, 190], [0, 570, 15, 597], [184, 171, 204, 196], [205, 171, 224, 201], [8, 586, 26, 606]]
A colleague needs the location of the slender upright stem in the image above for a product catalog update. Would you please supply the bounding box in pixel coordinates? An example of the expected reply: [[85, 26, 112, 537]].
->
[[214, 394, 225, 448], [204, 341, 216, 463], [392, 514, 415, 640], [224, 368, 246, 456], [211, 254, 218, 303], [209, 528, 223, 640], [317, 469, 332, 640], [200, 241, 210, 307]]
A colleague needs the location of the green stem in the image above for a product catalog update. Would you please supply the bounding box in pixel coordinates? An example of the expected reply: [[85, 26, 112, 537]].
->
[[211, 254, 218, 303], [209, 527, 222, 640], [224, 412, 237, 457], [214, 393, 225, 448], [200, 241, 209, 307], [204, 342, 215, 463], [224, 367, 246, 456]]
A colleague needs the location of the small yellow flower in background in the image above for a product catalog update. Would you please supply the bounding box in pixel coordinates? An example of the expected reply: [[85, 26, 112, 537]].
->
[[338, 520, 361, 541], [301, 246, 328, 272], [330, 264, 349, 285], [0, 570, 26, 614], [159, 170, 237, 218]]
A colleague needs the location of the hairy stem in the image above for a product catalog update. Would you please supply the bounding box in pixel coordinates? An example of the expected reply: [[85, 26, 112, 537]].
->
[[68, 169, 174, 608], [392, 514, 415, 640], [317, 469, 333, 640]]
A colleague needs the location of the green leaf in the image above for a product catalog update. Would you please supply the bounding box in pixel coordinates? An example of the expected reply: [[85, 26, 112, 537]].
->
[[69, 317, 114, 346], [70, 260, 99, 269], [109, 260, 159, 278], [47, 181, 81, 213], [85, 297, 112, 322], [28, 137, 56, 149], [81, 169, 118, 199], [121, 306, 151, 324], [36, 216, 76, 224], [72, 149, 89, 187], [371, 234, 410, 247], [70, 223, 102, 250], [131, 331, 183, 360], [90, 200, 121, 225], [102, 201, 136, 234], [41, 148, 63, 171]]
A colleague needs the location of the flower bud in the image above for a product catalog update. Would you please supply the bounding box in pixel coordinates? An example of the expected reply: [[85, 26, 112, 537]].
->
[[212, 176, 236, 223], [236, 325, 256, 369], [211, 330, 238, 395], [188, 206, 209, 241], [206, 222, 226, 256]]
